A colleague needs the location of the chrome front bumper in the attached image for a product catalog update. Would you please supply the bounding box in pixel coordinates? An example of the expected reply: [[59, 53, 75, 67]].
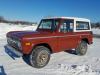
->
[[5, 45, 23, 57]]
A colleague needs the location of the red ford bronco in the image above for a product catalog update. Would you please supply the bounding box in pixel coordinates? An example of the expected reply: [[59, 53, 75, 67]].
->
[[6, 17, 93, 68]]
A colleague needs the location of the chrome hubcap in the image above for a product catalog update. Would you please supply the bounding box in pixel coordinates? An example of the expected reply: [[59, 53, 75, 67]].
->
[[37, 51, 48, 66], [81, 43, 87, 54]]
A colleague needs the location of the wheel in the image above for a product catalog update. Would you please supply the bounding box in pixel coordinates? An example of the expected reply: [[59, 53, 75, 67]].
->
[[29, 46, 50, 68], [75, 41, 88, 56]]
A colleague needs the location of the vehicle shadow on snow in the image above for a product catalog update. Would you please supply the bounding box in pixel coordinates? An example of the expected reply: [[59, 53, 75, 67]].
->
[[65, 49, 77, 55], [0, 66, 7, 75], [22, 55, 31, 66], [4, 46, 20, 60]]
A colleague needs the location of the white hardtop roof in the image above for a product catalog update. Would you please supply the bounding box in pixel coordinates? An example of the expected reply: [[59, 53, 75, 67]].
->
[[43, 17, 90, 22]]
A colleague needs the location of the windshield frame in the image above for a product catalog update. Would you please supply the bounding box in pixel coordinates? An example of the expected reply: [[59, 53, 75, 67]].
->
[[38, 19, 53, 30]]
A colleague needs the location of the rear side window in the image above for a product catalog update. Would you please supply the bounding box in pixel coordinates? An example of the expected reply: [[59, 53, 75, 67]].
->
[[60, 19, 74, 32], [76, 21, 90, 30]]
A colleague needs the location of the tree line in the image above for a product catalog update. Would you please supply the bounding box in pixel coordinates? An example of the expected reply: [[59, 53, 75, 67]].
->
[[0, 16, 100, 28], [0, 16, 37, 25], [91, 22, 100, 28]]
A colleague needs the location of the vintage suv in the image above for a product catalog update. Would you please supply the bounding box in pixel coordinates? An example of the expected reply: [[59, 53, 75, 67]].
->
[[6, 17, 93, 68]]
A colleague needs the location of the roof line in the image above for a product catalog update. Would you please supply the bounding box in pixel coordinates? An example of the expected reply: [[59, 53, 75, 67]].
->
[[43, 17, 90, 21]]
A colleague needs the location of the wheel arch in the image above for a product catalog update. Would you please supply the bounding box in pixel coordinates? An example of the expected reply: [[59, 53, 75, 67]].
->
[[81, 38, 89, 44], [32, 43, 53, 54]]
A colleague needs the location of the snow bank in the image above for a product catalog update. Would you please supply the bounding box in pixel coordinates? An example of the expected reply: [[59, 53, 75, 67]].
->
[[0, 23, 22, 39], [92, 28, 100, 35], [0, 23, 37, 39], [22, 25, 37, 31]]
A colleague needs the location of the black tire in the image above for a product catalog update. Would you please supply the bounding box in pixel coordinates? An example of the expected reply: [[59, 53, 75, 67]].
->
[[29, 46, 51, 68], [75, 41, 88, 56]]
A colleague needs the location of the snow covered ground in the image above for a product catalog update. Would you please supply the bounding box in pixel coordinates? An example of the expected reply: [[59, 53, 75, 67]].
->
[[0, 23, 100, 75]]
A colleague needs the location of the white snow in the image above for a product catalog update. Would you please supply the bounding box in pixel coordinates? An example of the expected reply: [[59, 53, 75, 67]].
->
[[22, 25, 37, 31], [0, 23, 100, 75], [92, 28, 100, 35]]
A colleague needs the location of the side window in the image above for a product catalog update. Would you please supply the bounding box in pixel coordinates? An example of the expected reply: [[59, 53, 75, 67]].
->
[[76, 21, 90, 30], [60, 23, 67, 32], [60, 20, 74, 32]]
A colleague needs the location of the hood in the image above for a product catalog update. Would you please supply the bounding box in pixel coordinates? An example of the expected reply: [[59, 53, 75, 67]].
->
[[7, 31, 49, 39]]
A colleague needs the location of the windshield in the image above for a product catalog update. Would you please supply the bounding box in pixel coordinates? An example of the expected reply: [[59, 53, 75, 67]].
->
[[38, 19, 52, 29], [38, 19, 60, 30]]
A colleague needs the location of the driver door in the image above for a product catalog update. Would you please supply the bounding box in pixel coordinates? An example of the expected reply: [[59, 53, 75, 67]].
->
[[58, 19, 78, 51]]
